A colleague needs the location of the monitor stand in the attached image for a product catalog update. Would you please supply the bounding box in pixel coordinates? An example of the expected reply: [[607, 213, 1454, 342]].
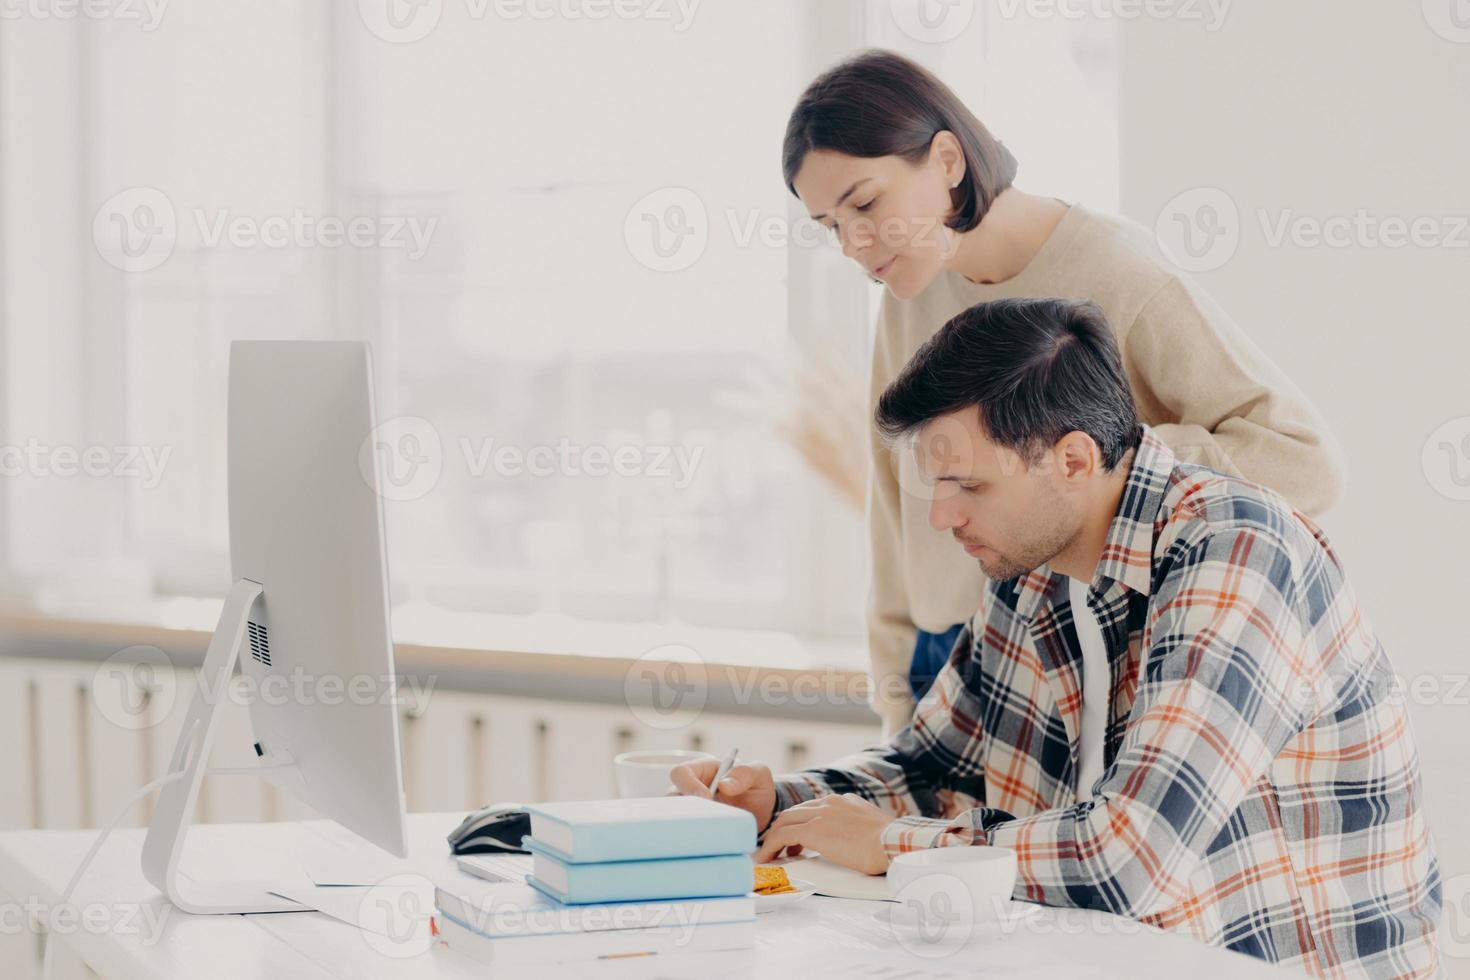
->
[[140, 578, 310, 914]]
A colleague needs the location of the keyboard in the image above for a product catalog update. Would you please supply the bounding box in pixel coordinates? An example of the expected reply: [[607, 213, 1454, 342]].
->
[[456, 852, 533, 884]]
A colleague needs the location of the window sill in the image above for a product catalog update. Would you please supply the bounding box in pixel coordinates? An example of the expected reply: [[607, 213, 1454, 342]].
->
[[0, 595, 877, 724]]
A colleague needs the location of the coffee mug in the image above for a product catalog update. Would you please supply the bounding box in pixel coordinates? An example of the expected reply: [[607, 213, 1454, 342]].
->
[[887, 847, 1019, 925], [612, 749, 716, 798]]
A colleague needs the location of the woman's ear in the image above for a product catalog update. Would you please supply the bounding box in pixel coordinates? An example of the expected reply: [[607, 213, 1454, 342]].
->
[[929, 130, 966, 187]]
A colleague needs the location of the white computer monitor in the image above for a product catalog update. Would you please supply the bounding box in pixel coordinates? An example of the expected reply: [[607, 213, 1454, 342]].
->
[[140, 340, 409, 914]]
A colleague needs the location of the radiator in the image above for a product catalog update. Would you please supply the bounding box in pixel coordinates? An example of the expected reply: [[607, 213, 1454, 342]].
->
[[0, 652, 877, 978]]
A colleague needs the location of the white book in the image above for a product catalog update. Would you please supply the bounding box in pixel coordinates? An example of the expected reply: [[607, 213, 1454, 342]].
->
[[433, 907, 756, 965], [434, 880, 755, 938]]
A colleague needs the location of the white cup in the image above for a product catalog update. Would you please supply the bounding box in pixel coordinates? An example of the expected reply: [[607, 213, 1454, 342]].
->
[[886, 847, 1019, 927], [612, 749, 716, 798]]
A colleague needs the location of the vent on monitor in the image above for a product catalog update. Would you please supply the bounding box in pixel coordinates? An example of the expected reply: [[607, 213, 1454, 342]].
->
[[246, 621, 272, 667]]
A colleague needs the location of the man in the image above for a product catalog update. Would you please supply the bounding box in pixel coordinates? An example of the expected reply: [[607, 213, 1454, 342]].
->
[[672, 298, 1441, 977]]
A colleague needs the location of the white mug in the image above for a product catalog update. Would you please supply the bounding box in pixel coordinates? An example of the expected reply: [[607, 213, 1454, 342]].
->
[[612, 749, 716, 798], [887, 847, 1019, 926]]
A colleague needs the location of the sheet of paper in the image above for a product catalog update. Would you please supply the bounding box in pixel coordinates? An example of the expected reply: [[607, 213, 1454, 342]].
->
[[300, 847, 440, 887], [779, 854, 894, 901], [783, 945, 1104, 978], [268, 877, 434, 942]]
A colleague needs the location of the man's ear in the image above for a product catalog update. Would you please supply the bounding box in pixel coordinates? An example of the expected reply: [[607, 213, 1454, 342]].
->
[[1054, 431, 1098, 485]]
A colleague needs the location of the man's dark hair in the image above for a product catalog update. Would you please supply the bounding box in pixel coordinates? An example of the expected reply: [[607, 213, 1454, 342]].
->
[[875, 298, 1143, 470], [782, 49, 1018, 233]]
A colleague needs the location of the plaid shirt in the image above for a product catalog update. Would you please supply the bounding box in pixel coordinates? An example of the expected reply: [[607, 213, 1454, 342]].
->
[[775, 429, 1441, 978]]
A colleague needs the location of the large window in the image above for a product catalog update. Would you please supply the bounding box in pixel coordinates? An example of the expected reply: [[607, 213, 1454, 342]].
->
[[0, 1, 1117, 649]]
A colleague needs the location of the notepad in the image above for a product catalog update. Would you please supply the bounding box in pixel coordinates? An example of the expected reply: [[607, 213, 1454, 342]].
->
[[523, 795, 756, 863], [779, 854, 894, 901]]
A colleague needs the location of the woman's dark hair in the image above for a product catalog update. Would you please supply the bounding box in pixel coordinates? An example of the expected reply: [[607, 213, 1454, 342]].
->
[[875, 298, 1143, 470], [782, 49, 1019, 232]]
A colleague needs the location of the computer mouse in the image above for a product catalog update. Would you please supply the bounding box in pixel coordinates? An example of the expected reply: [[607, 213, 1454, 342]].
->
[[446, 803, 532, 855]]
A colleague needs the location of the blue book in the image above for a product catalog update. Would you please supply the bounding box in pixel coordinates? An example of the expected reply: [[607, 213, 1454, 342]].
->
[[524, 841, 753, 905], [523, 796, 755, 863]]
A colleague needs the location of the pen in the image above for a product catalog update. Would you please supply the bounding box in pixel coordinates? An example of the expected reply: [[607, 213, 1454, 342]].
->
[[710, 746, 739, 799]]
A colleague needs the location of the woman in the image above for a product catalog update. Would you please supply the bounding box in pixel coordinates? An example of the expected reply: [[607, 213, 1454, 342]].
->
[[782, 50, 1344, 736]]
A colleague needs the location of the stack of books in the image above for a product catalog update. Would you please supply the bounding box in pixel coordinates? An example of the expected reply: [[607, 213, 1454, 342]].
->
[[433, 795, 759, 964]]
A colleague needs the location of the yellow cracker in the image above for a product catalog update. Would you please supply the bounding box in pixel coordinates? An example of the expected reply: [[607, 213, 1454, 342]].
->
[[754, 865, 797, 895]]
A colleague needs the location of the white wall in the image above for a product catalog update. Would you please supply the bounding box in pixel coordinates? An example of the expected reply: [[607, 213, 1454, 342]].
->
[[1118, 0, 1470, 961]]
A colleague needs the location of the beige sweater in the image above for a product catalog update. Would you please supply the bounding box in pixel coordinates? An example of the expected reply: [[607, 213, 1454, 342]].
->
[[867, 203, 1346, 735]]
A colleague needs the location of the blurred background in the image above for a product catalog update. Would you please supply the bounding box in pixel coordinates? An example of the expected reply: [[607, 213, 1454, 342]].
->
[[0, 0, 1120, 642], [0, 0, 1468, 973]]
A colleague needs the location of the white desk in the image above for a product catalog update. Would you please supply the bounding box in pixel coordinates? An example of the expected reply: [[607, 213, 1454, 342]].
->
[[0, 813, 1303, 979]]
